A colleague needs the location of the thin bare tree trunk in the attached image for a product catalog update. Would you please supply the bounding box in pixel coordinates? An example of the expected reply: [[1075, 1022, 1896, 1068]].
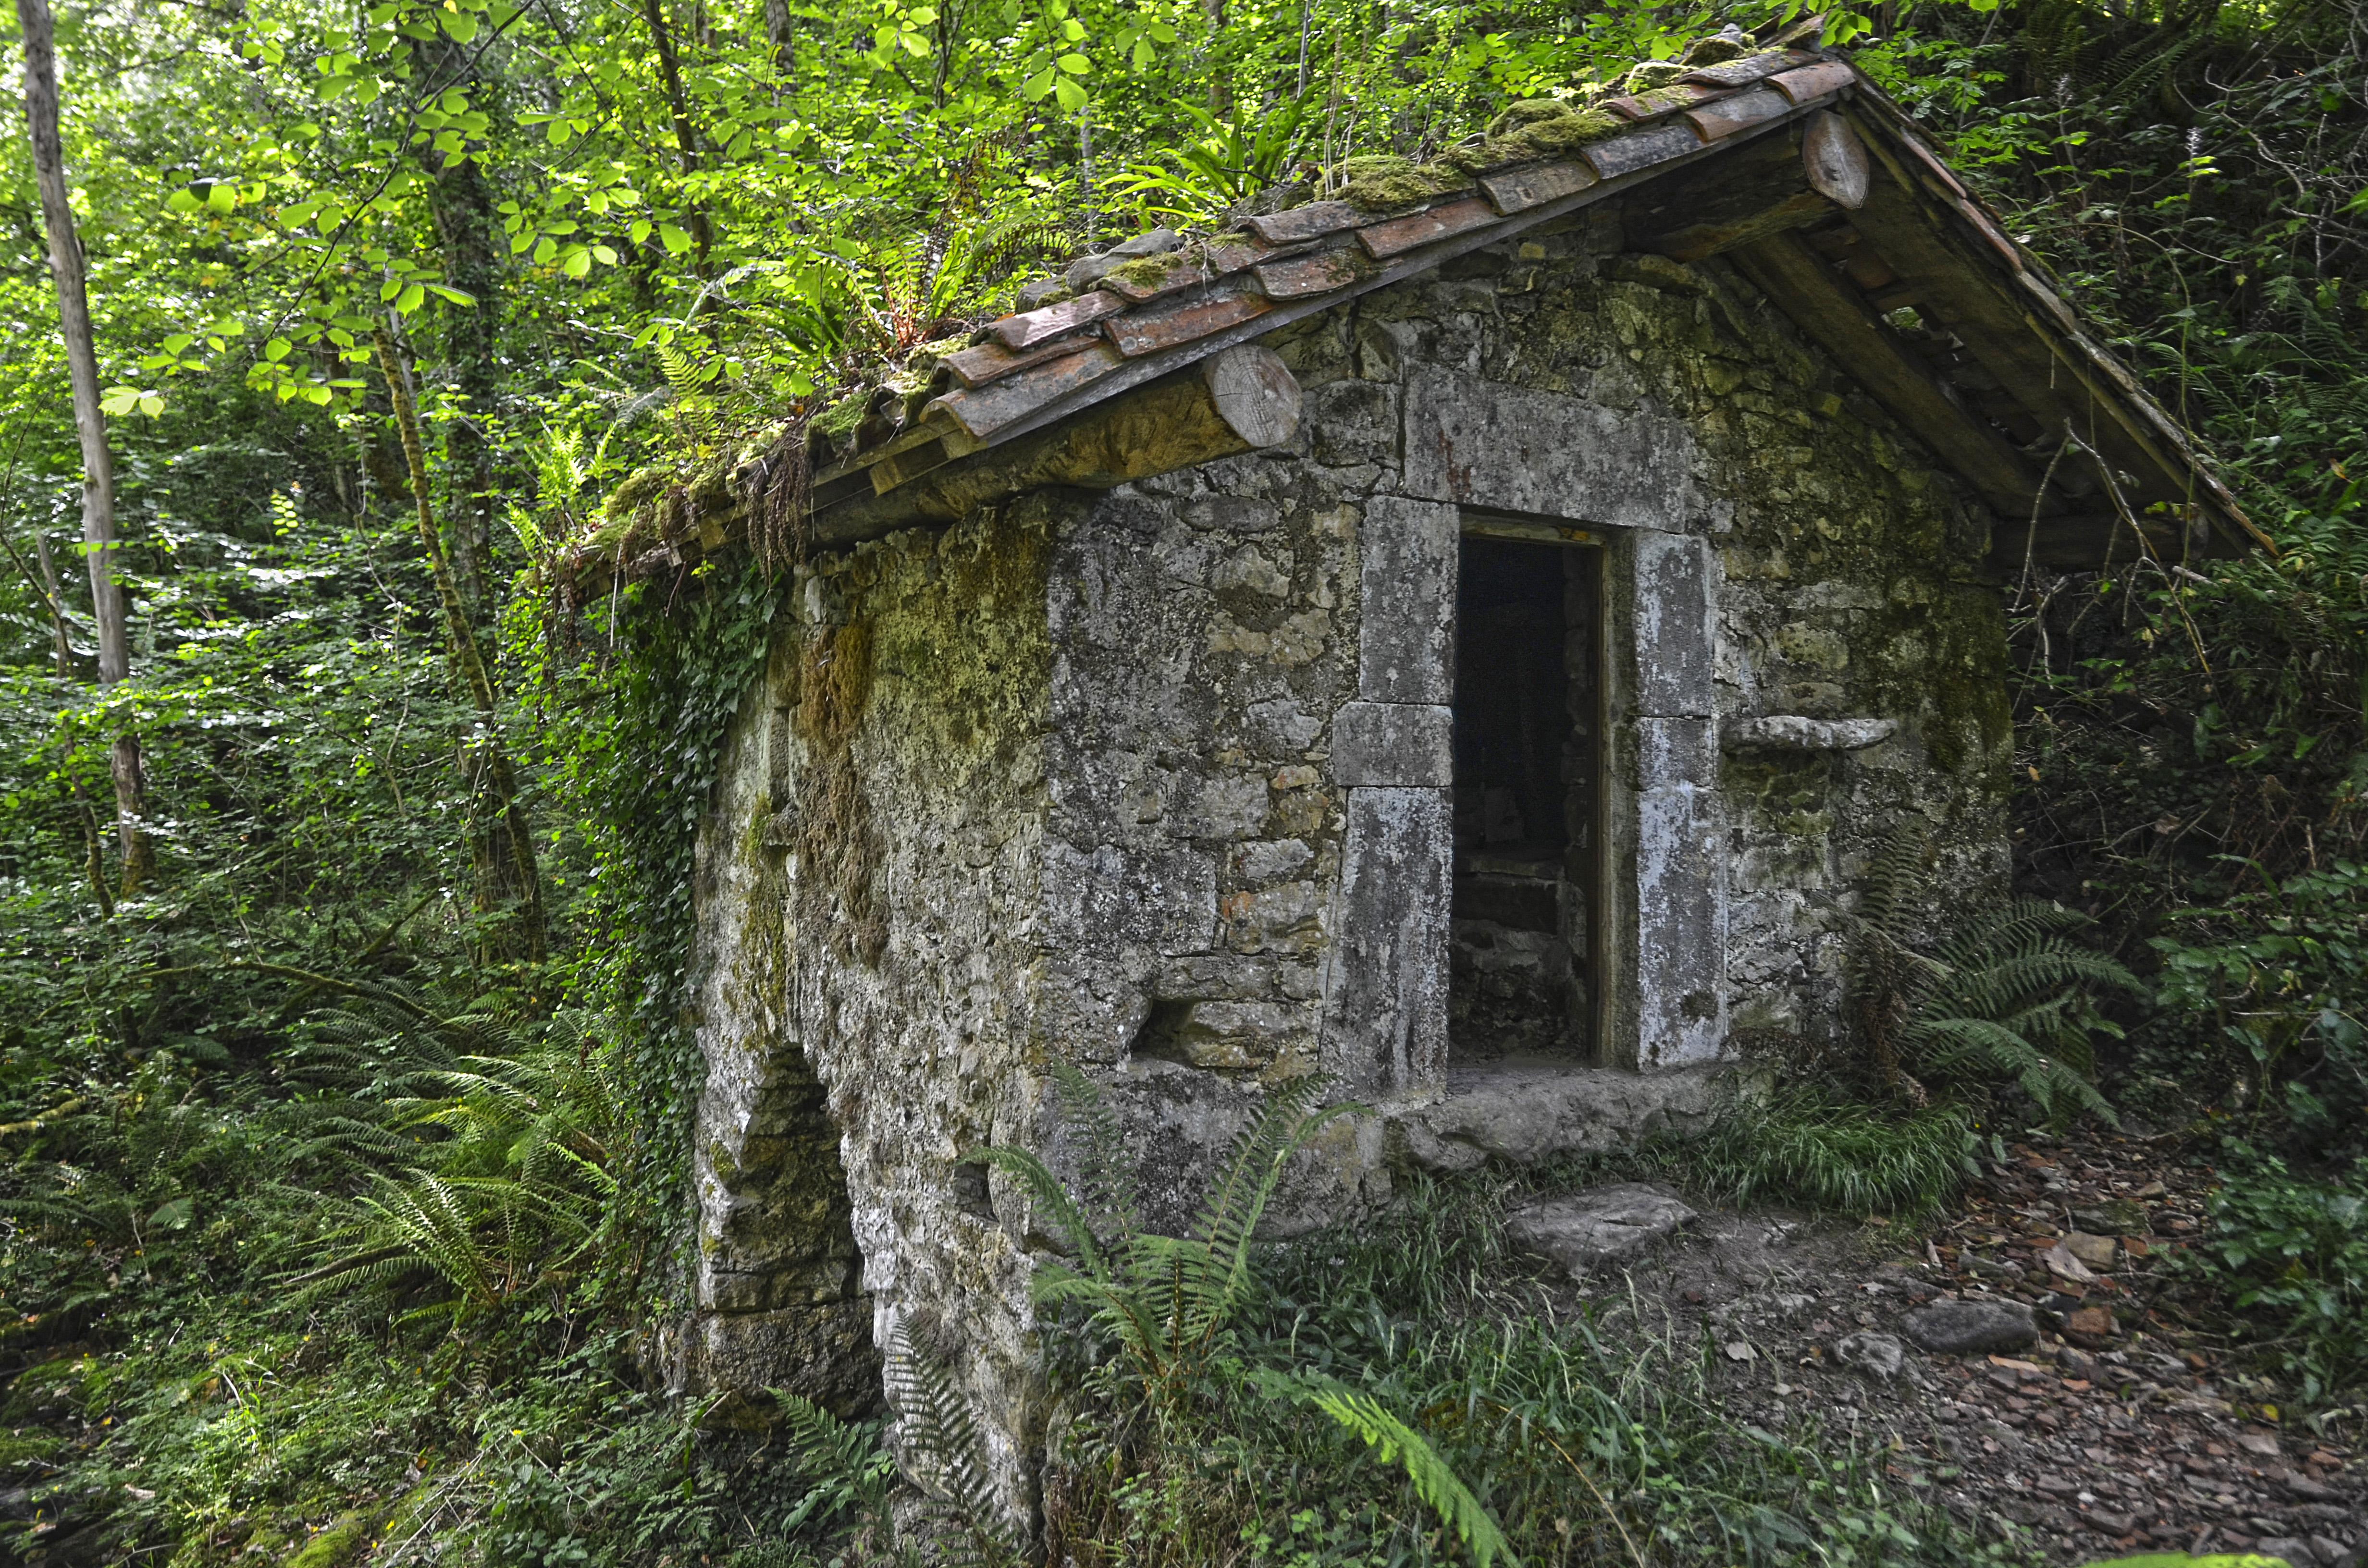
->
[[418, 31, 501, 623], [34, 528, 71, 677], [374, 325, 546, 962], [638, 0, 715, 269], [18, 0, 148, 893]]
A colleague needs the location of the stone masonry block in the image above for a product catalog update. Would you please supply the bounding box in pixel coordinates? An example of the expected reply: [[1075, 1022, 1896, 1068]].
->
[[1042, 840, 1216, 956], [1323, 786, 1451, 1091], [1331, 701, 1453, 787], [1357, 496, 1457, 704], [1635, 717, 1716, 792], [1636, 781, 1725, 1069], [1633, 531, 1715, 718], [1402, 369, 1702, 531]]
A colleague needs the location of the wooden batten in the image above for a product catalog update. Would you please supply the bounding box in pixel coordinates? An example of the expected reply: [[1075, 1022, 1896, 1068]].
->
[[1729, 229, 2045, 518]]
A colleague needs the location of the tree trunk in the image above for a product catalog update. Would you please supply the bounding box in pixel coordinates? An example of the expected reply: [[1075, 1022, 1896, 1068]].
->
[[18, 0, 149, 895], [418, 32, 502, 625], [35, 528, 71, 677], [762, 0, 795, 73], [638, 0, 715, 268], [375, 325, 546, 962]]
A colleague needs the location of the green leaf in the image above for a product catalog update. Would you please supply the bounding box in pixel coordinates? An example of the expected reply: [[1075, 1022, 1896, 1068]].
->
[[394, 282, 427, 314], [146, 1197, 195, 1231], [1056, 51, 1090, 73], [442, 9, 479, 40], [1052, 75, 1086, 110], [658, 223, 694, 255]]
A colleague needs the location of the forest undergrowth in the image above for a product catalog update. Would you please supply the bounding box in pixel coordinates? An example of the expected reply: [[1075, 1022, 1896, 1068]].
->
[[0, 0, 2364, 1559]]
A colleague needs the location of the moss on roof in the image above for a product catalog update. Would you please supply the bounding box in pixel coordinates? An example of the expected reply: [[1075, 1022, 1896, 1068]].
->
[[1445, 99, 1625, 172], [1334, 155, 1477, 212]]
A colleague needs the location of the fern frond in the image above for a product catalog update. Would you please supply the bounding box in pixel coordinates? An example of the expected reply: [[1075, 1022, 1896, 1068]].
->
[[883, 1322, 1018, 1568], [768, 1387, 895, 1530], [1264, 1372, 1517, 1568], [1181, 1077, 1357, 1344]]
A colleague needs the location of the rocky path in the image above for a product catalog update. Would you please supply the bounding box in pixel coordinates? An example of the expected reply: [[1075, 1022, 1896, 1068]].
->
[[1516, 1129, 2364, 1564]]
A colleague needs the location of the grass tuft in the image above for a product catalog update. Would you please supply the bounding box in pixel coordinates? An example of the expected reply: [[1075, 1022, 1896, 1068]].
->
[[1676, 1088, 1978, 1219]]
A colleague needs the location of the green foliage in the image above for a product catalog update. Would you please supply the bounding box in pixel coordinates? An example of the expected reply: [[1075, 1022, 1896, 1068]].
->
[[2177, 1143, 2368, 1406], [982, 1060, 1356, 1397], [1678, 1088, 1979, 1219], [2152, 861, 2368, 1157], [1264, 1372, 1519, 1568], [769, 1390, 897, 1532], [1846, 833, 2138, 1123]]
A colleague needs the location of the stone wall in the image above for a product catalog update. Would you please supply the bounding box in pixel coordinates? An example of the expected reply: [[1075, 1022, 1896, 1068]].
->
[[682, 189, 2013, 1527]]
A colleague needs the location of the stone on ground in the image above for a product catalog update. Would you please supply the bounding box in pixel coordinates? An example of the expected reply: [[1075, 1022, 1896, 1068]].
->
[[2250, 1539, 2320, 1567], [1899, 1298, 2036, 1354], [1506, 1184, 1696, 1277], [1833, 1330, 1906, 1380]]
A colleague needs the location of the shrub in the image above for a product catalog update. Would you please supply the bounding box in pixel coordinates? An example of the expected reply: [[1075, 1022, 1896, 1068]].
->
[[2179, 1142, 2368, 1405]]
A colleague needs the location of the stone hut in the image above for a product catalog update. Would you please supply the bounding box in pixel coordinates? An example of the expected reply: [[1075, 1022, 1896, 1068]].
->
[[634, 33, 2260, 1511]]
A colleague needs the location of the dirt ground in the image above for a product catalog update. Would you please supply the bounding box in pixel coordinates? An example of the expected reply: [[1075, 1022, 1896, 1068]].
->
[[1584, 1129, 2366, 1565]]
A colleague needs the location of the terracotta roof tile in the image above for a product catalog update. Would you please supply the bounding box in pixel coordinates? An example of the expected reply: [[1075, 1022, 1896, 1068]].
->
[[1601, 83, 1720, 122], [1678, 48, 1814, 87], [928, 340, 1123, 437], [1770, 60, 1855, 102], [1356, 195, 1499, 259], [1582, 121, 1703, 180], [1200, 236, 1274, 273], [1102, 255, 1219, 304], [1239, 201, 1364, 245], [1254, 245, 1375, 298], [990, 290, 1123, 351], [1683, 85, 1792, 142], [1951, 195, 2024, 271], [1104, 289, 1272, 357], [1897, 131, 1969, 198], [1478, 159, 1600, 214], [940, 334, 1099, 391]]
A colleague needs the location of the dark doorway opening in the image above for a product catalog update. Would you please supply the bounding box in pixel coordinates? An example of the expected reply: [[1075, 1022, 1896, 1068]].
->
[[1450, 536, 1599, 1063]]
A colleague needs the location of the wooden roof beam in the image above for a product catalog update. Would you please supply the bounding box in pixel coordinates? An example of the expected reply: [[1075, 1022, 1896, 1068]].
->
[[1728, 228, 2049, 520]]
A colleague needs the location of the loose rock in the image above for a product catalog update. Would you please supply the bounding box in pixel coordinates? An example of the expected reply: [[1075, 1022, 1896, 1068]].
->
[[1506, 1184, 1696, 1277], [1834, 1330, 1906, 1381], [2255, 1535, 2320, 1565], [2064, 1230, 2119, 1268], [1899, 1298, 2037, 1355]]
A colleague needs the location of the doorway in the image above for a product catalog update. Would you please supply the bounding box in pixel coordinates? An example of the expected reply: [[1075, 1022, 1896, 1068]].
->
[[1449, 535, 1600, 1064]]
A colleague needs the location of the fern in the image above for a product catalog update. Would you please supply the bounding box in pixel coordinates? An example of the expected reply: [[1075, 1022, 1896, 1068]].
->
[[767, 1388, 896, 1531], [1843, 830, 2139, 1123], [979, 1062, 1355, 1395], [882, 1321, 1019, 1568], [1258, 1370, 1518, 1568]]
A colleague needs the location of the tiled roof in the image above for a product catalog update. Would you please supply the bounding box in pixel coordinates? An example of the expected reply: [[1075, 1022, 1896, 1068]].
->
[[569, 23, 2263, 597]]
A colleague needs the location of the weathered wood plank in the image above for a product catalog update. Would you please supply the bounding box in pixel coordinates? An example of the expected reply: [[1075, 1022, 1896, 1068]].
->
[[1832, 138, 2211, 521]]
